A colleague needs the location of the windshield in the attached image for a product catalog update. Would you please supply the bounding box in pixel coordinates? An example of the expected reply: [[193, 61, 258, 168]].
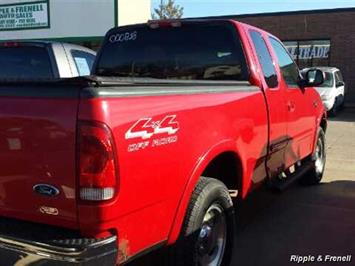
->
[[95, 22, 249, 81], [0, 46, 54, 79], [318, 71, 334, 87]]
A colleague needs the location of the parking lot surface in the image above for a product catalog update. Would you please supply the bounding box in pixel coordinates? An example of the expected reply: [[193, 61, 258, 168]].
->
[[233, 108, 355, 266], [129, 108, 355, 266]]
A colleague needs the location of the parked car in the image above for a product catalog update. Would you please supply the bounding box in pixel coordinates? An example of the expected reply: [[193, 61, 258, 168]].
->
[[0, 20, 327, 266], [302, 67, 345, 116], [0, 41, 96, 79]]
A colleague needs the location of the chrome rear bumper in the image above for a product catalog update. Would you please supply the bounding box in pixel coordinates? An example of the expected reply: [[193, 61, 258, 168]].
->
[[0, 216, 118, 266], [0, 234, 117, 265]]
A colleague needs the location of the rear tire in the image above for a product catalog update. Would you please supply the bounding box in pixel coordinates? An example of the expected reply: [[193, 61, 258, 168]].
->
[[339, 95, 345, 110], [169, 177, 235, 266], [328, 98, 338, 117], [300, 128, 326, 185]]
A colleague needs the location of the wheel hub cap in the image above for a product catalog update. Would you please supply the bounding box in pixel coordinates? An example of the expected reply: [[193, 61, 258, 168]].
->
[[315, 137, 325, 174], [197, 203, 227, 266]]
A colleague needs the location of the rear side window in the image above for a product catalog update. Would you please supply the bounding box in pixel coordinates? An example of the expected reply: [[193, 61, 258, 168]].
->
[[71, 50, 96, 76], [0, 46, 53, 79], [269, 37, 300, 87], [95, 22, 249, 81], [319, 72, 334, 87], [249, 30, 278, 88], [335, 71, 343, 82]]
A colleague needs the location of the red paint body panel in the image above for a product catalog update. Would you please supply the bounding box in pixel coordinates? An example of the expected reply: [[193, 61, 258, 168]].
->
[[77, 90, 269, 254], [0, 20, 326, 264]]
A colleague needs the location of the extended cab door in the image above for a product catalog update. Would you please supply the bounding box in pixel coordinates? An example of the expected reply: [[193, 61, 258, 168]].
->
[[268, 37, 317, 168], [248, 30, 289, 178]]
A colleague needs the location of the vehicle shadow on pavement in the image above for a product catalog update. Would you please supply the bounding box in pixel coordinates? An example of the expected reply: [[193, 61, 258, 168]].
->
[[232, 181, 355, 266], [128, 181, 355, 266], [328, 107, 355, 122]]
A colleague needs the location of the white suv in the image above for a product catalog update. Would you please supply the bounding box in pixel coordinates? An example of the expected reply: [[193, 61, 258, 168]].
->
[[303, 67, 346, 116]]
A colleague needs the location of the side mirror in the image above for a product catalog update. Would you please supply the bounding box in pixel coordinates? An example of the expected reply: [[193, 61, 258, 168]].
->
[[301, 69, 324, 87], [336, 81, 345, 87]]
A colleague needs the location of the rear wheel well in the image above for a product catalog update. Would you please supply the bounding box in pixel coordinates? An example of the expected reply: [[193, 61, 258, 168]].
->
[[202, 152, 242, 197]]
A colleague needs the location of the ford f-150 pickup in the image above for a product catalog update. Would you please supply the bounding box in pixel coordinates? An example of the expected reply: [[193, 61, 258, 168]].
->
[[0, 19, 327, 266]]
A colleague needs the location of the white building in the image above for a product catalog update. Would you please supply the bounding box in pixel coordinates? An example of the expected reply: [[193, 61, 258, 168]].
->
[[0, 0, 151, 49]]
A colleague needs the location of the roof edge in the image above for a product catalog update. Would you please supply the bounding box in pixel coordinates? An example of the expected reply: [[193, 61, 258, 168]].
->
[[188, 7, 355, 20]]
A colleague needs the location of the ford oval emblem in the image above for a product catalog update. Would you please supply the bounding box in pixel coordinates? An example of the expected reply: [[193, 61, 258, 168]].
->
[[33, 184, 60, 197]]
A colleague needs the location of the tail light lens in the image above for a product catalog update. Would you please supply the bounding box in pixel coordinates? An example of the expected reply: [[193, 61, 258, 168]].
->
[[147, 20, 182, 29], [78, 121, 117, 201], [1, 42, 20, 47]]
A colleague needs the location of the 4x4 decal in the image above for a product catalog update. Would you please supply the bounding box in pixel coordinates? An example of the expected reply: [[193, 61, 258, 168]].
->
[[125, 115, 179, 152], [125, 115, 179, 140]]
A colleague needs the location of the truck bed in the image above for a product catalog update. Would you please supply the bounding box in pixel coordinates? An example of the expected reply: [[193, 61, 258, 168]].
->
[[0, 76, 269, 259]]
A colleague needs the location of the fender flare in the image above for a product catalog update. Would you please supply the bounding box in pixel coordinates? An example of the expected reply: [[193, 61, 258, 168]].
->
[[167, 139, 244, 245]]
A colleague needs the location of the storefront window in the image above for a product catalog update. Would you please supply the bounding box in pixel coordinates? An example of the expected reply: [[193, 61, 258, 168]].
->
[[283, 40, 331, 70]]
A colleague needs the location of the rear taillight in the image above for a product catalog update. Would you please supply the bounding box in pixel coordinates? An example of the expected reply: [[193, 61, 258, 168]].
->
[[78, 121, 117, 201]]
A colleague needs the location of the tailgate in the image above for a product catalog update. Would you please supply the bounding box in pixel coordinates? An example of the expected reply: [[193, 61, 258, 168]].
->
[[0, 82, 80, 228]]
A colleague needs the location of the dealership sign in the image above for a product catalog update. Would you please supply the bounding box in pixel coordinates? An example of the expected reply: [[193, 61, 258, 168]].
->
[[0, 0, 49, 31], [285, 43, 330, 60]]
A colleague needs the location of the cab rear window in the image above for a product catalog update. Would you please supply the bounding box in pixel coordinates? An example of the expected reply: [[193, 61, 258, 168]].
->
[[95, 22, 249, 81], [0, 46, 53, 79]]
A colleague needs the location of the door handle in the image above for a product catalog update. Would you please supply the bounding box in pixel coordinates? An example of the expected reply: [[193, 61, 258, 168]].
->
[[287, 101, 295, 112], [313, 100, 319, 108]]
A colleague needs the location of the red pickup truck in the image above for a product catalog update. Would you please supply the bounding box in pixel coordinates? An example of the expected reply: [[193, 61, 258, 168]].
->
[[0, 19, 326, 266]]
